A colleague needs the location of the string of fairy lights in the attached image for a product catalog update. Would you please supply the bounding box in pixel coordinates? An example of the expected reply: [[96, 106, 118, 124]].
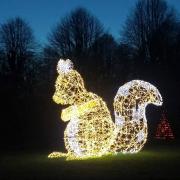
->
[[48, 59, 163, 160], [112, 80, 163, 153]]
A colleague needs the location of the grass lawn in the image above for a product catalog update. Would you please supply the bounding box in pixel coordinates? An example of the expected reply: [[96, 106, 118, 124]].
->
[[1, 146, 180, 180]]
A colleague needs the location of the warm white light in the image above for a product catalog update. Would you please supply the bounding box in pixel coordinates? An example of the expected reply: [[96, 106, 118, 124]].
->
[[48, 59, 163, 160], [112, 80, 163, 153]]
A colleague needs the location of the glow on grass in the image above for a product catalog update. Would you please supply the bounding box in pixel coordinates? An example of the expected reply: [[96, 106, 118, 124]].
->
[[48, 59, 163, 160]]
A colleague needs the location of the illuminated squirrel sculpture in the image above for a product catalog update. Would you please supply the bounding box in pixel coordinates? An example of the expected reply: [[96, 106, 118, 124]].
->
[[48, 59, 163, 159]]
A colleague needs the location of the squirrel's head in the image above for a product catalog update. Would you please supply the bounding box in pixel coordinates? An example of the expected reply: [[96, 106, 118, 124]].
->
[[53, 59, 86, 105]]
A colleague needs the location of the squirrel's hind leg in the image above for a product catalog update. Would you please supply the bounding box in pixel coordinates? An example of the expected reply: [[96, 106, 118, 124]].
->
[[48, 152, 67, 159], [48, 152, 77, 160]]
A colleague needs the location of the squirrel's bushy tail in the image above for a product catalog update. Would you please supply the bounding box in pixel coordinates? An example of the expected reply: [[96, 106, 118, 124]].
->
[[110, 80, 163, 153]]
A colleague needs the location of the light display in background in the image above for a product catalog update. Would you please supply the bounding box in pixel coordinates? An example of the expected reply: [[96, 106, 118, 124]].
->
[[155, 113, 174, 139], [48, 59, 163, 160]]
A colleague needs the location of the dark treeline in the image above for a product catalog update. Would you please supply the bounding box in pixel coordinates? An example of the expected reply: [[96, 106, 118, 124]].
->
[[0, 0, 180, 152]]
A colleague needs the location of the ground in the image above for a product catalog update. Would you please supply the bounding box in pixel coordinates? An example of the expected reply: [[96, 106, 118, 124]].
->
[[1, 145, 180, 180]]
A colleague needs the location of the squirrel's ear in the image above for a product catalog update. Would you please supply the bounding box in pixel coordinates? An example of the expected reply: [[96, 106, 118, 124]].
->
[[57, 59, 74, 74]]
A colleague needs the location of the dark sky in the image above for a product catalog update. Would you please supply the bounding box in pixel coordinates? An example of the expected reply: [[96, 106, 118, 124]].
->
[[0, 0, 179, 43]]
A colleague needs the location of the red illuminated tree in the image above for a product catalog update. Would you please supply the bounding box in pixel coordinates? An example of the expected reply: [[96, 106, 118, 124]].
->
[[155, 113, 174, 139]]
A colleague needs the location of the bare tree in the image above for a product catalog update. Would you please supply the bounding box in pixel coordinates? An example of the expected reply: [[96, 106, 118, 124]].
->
[[82, 33, 117, 94], [0, 17, 36, 85], [122, 0, 178, 63], [90, 33, 117, 76], [46, 7, 104, 66]]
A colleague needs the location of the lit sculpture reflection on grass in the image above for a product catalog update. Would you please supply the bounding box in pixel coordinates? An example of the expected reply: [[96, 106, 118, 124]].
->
[[48, 59, 163, 160]]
